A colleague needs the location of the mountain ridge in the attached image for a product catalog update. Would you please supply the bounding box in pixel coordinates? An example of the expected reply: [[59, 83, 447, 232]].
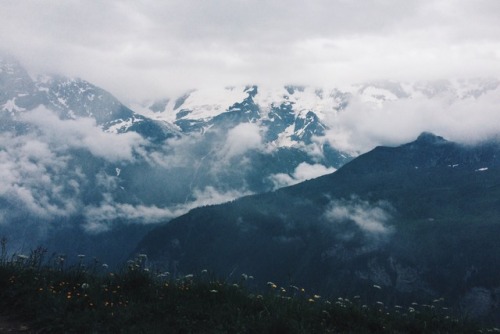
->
[[135, 133, 500, 322]]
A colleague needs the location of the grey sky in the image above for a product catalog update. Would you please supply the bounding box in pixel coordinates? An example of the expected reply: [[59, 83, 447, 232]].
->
[[1, 0, 500, 100]]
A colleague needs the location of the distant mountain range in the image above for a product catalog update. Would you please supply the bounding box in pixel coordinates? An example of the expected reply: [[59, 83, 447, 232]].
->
[[2, 51, 500, 312], [136, 132, 500, 322]]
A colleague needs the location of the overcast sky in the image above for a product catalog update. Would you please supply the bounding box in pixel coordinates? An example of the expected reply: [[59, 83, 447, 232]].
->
[[1, 0, 500, 101]]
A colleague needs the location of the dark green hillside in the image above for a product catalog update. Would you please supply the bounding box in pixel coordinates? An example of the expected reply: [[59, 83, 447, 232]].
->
[[136, 133, 500, 323]]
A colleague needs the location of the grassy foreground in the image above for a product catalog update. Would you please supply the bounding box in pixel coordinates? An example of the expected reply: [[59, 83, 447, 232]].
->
[[0, 249, 494, 333]]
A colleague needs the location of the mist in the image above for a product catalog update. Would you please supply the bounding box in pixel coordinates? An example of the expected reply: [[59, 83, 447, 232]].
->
[[1, 1, 499, 100], [321, 84, 500, 153]]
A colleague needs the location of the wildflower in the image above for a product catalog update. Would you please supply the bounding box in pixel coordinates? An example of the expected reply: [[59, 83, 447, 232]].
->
[[267, 282, 277, 289], [102, 263, 109, 269], [241, 273, 248, 280], [210, 290, 218, 293], [313, 294, 321, 299], [376, 301, 384, 306], [308, 298, 315, 303], [232, 284, 239, 288], [138, 254, 147, 259], [280, 287, 286, 293], [81, 283, 90, 290], [184, 274, 194, 279], [201, 269, 208, 274], [248, 276, 254, 280]]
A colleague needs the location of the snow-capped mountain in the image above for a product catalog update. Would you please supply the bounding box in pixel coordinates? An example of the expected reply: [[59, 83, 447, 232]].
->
[[131, 77, 500, 152], [2, 54, 500, 268], [131, 85, 349, 147], [1, 56, 175, 141], [0, 56, 349, 264]]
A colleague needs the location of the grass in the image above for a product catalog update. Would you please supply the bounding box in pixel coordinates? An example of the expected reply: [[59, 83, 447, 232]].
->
[[0, 248, 494, 333]]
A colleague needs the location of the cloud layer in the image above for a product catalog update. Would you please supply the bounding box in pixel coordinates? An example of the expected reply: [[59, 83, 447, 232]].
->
[[321, 87, 500, 153], [2, 1, 499, 100], [324, 198, 394, 238], [269, 162, 336, 189], [0, 108, 259, 235]]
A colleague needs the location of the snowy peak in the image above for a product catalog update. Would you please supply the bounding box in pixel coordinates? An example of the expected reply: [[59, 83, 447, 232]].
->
[[130, 85, 350, 149], [133, 78, 500, 128], [36, 75, 134, 125], [0, 55, 39, 112]]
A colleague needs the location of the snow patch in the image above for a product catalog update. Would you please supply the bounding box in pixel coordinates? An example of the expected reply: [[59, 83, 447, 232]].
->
[[2, 99, 25, 112]]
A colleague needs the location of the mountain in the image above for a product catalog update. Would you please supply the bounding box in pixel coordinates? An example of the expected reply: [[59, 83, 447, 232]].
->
[[0, 56, 175, 141], [135, 133, 500, 322], [3, 53, 500, 291], [0, 56, 349, 265], [132, 79, 500, 135]]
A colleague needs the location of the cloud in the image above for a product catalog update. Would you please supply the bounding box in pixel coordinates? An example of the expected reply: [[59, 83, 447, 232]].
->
[[269, 162, 336, 189], [0, 134, 82, 229], [0, 107, 146, 230], [83, 186, 251, 233], [322, 86, 500, 153], [324, 197, 394, 237], [220, 123, 264, 160], [1, 1, 499, 100], [20, 107, 145, 161], [83, 194, 180, 233]]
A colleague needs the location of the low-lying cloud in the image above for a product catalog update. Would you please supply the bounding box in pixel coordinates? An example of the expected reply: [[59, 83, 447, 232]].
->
[[269, 162, 336, 189], [322, 87, 500, 153], [324, 197, 394, 238], [20, 107, 145, 161], [0, 107, 148, 231], [220, 123, 264, 160], [83, 186, 251, 233], [0, 131, 80, 220]]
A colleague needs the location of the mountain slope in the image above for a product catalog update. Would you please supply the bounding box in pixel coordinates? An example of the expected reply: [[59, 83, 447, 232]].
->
[[135, 133, 500, 321]]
